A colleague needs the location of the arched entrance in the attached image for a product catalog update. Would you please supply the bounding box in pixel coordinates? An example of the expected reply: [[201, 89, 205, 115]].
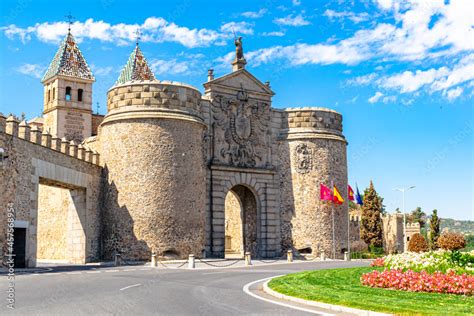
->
[[224, 185, 258, 258]]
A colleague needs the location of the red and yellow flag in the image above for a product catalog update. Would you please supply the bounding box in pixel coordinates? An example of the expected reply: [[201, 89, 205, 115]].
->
[[320, 184, 333, 201], [333, 185, 344, 205], [348, 185, 355, 201]]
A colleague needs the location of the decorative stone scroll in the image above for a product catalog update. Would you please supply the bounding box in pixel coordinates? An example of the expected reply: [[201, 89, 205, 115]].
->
[[212, 87, 270, 168], [294, 143, 312, 174]]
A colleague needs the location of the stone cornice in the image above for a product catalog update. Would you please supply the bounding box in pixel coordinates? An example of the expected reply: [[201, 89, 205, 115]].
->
[[101, 107, 206, 127], [210, 164, 276, 175]]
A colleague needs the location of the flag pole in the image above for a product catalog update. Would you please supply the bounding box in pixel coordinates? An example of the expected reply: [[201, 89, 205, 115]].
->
[[332, 204, 335, 259], [331, 180, 335, 260], [347, 184, 351, 259]]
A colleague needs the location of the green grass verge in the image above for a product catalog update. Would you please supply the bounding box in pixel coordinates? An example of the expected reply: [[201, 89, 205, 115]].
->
[[268, 267, 474, 315]]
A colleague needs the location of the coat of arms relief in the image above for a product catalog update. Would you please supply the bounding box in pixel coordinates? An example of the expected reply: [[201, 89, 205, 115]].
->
[[212, 87, 271, 168]]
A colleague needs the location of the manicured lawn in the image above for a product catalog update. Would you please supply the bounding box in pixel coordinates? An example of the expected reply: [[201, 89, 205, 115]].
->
[[268, 267, 474, 315]]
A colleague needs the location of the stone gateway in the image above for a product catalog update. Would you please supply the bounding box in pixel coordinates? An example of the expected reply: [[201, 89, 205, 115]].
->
[[0, 33, 349, 267]]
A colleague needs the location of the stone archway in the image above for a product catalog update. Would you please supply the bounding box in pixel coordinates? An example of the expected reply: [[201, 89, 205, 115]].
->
[[224, 185, 258, 258]]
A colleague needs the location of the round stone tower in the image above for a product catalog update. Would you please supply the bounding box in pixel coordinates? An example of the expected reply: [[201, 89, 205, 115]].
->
[[278, 107, 348, 259], [99, 79, 206, 260], [97, 44, 207, 260]]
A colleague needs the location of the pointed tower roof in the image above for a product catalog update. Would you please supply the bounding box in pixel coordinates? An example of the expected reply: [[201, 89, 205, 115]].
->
[[42, 32, 95, 83], [115, 44, 155, 86]]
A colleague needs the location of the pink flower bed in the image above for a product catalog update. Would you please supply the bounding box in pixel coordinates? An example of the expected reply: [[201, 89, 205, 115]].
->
[[361, 269, 474, 295], [370, 257, 385, 267]]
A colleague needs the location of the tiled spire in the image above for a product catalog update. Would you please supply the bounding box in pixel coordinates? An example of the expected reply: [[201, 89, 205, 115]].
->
[[115, 44, 155, 86], [42, 32, 95, 83]]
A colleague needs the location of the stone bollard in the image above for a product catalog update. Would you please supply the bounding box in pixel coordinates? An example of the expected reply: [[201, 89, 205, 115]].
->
[[188, 254, 195, 269], [151, 252, 157, 267], [344, 251, 350, 261], [245, 252, 252, 266], [115, 253, 121, 266], [287, 250, 293, 263], [320, 251, 326, 261]]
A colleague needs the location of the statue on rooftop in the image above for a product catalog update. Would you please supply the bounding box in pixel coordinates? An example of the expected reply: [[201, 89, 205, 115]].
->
[[234, 36, 244, 61]]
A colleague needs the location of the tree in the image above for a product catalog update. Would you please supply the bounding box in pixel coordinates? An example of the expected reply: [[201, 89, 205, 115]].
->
[[429, 209, 440, 250], [408, 207, 426, 228], [360, 181, 383, 249], [408, 233, 428, 252], [438, 232, 466, 251]]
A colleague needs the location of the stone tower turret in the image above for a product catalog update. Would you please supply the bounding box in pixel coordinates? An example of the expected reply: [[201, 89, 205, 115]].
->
[[41, 31, 95, 142], [98, 43, 207, 260], [278, 108, 348, 258]]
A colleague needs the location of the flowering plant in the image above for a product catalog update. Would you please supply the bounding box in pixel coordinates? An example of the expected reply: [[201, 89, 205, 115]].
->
[[370, 257, 385, 267], [382, 250, 473, 274], [361, 269, 473, 295]]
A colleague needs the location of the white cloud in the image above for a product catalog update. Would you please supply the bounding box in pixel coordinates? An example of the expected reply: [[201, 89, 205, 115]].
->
[[220, 21, 254, 35], [15, 63, 46, 78], [374, 0, 394, 10], [379, 54, 474, 94], [380, 67, 450, 93], [149, 59, 191, 76], [90, 65, 114, 76], [1, 17, 248, 48], [241, 9, 267, 19], [274, 14, 310, 26], [347, 73, 378, 85], [324, 9, 370, 24], [368, 91, 384, 103], [444, 87, 463, 101], [382, 95, 397, 103], [261, 31, 285, 37], [292, 0, 302, 6], [225, 0, 473, 69]]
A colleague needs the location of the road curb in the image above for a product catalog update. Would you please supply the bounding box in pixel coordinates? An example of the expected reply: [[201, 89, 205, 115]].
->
[[262, 278, 392, 316]]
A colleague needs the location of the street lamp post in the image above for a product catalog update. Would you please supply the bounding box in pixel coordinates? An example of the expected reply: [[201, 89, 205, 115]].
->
[[394, 186, 415, 252]]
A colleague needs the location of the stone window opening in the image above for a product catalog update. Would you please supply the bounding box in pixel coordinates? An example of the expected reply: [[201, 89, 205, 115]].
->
[[78, 89, 83, 102], [66, 86, 72, 101], [47, 89, 51, 102], [52, 87, 55, 100]]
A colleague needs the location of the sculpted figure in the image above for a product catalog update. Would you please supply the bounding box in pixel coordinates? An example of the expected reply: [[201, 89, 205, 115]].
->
[[234, 36, 244, 60]]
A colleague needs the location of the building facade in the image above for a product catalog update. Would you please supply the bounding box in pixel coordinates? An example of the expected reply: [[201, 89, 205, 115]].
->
[[1, 31, 349, 267]]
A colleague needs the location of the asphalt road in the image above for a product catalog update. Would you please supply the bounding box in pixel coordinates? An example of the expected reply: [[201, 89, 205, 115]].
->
[[2, 260, 368, 315]]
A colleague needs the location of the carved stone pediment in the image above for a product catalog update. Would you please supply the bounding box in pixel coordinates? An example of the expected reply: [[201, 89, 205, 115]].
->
[[212, 87, 271, 168]]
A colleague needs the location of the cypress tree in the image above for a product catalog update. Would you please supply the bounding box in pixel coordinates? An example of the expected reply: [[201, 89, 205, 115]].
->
[[429, 209, 440, 250], [360, 181, 383, 248]]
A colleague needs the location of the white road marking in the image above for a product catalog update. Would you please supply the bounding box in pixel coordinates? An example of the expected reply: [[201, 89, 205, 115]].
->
[[86, 271, 101, 274], [105, 269, 120, 273], [120, 283, 142, 291], [242, 276, 335, 316], [122, 269, 137, 271], [202, 272, 226, 275], [139, 268, 149, 271], [65, 272, 82, 275]]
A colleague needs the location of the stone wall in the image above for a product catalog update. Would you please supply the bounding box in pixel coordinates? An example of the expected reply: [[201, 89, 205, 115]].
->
[[277, 108, 348, 259], [99, 82, 207, 260], [37, 184, 69, 260], [91, 114, 104, 136], [382, 214, 404, 254], [224, 190, 243, 255], [0, 114, 102, 267], [349, 218, 361, 242], [43, 77, 93, 142]]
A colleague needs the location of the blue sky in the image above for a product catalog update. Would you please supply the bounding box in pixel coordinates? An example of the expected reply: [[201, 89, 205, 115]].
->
[[0, 0, 472, 220]]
